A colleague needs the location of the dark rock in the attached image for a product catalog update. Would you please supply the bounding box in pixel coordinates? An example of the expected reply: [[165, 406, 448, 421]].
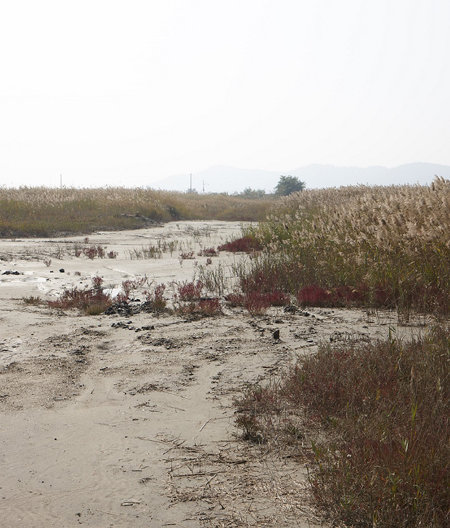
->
[[273, 329, 280, 340], [283, 305, 297, 313], [70, 347, 86, 355], [139, 301, 154, 313], [104, 302, 133, 316], [111, 321, 131, 329], [2, 270, 21, 275], [59, 268, 65, 273]]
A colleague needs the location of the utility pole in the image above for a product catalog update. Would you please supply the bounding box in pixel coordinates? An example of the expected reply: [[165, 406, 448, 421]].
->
[[60, 174, 63, 189], [202, 180, 205, 193], [189, 173, 192, 193]]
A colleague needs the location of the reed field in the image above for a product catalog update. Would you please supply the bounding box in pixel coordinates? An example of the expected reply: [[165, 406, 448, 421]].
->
[[3, 179, 449, 526], [231, 178, 449, 527], [0, 186, 273, 237], [243, 177, 449, 315]]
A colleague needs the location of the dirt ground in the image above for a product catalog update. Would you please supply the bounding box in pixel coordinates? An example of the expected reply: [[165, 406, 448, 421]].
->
[[0, 221, 424, 527]]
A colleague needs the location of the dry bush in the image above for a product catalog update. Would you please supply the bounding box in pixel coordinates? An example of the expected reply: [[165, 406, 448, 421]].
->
[[175, 298, 222, 317], [235, 326, 449, 527]]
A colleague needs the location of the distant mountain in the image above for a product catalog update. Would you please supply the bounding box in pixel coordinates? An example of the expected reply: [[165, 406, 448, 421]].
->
[[152, 163, 450, 194], [290, 163, 450, 189]]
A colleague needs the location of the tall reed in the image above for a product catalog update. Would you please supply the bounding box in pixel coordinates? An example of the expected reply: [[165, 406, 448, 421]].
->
[[247, 178, 449, 314], [0, 187, 273, 237]]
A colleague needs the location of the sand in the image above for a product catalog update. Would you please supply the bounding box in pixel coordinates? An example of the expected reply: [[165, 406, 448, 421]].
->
[[0, 221, 423, 527]]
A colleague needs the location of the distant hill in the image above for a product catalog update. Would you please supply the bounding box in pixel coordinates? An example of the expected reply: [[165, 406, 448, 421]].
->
[[152, 163, 450, 194]]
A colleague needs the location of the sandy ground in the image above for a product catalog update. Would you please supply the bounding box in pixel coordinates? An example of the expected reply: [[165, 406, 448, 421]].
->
[[0, 221, 424, 527]]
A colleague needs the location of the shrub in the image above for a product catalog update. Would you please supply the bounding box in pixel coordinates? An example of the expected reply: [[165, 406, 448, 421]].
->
[[218, 235, 262, 253], [235, 326, 450, 527], [224, 292, 246, 307], [22, 296, 42, 305], [179, 251, 195, 260], [48, 276, 112, 314], [198, 247, 218, 257], [176, 280, 204, 301], [225, 289, 289, 314], [121, 276, 149, 299], [144, 283, 167, 313], [175, 298, 222, 317]]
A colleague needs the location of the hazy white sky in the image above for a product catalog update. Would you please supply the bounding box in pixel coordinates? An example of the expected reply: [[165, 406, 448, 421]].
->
[[1, 0, 449, 187]]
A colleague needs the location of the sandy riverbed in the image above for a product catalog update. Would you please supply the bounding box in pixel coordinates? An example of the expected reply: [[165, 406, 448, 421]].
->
[[0, 221, 423, 527]]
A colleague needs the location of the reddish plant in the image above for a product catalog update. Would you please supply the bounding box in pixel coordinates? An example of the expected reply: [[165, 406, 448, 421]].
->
[[145, 283, 167, 312], [225, 289, 289, 313], [179, 251, 195, 260], [92, 275, 104, 291], [264, 289, 290, 306], [218, 235, 262, 253], [121, 276, 149, 299], [176, 298, 222, 317], [240, 269, 280, 294], [297, 284, 373, 308], [48, 276, 111, 315], [198, 247, 218, 257], [225, 292, 246, 307], [297, 285, 331, 306], [244, 291, 273, 315], [176, 280, 204, 301]]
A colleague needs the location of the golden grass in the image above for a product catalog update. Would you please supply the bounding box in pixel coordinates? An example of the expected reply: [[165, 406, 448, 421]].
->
[[248, 177, 449, 314], [0, 187, 273, 237]]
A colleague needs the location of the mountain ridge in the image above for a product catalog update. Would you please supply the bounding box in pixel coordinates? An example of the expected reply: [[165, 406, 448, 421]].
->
[[152, 162, 450, 193]]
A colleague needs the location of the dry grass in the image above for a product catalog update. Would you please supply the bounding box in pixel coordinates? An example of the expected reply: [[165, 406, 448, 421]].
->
[[245, 178, 449, 315], [235, 326, 449, 527], [230, 180, 449, 526], [0, 187, 273, 237]]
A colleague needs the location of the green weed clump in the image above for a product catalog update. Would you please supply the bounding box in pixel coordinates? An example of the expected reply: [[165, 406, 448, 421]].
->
[[247, 178, 449, 315], [0, 187, 273, 237], [235, 326, 449, 527]]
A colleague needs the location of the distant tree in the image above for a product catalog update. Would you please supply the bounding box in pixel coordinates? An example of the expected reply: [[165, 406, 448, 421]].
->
[[240, 187, 266, 199], [274, 175, 305, 196]]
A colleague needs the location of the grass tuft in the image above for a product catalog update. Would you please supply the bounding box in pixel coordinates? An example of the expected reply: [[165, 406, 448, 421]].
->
[[48, 276, 112, 315], [235, 326, 450, 527]]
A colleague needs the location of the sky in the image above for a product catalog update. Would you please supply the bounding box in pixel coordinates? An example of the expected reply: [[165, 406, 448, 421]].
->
[[0, 0, 449, 188]]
